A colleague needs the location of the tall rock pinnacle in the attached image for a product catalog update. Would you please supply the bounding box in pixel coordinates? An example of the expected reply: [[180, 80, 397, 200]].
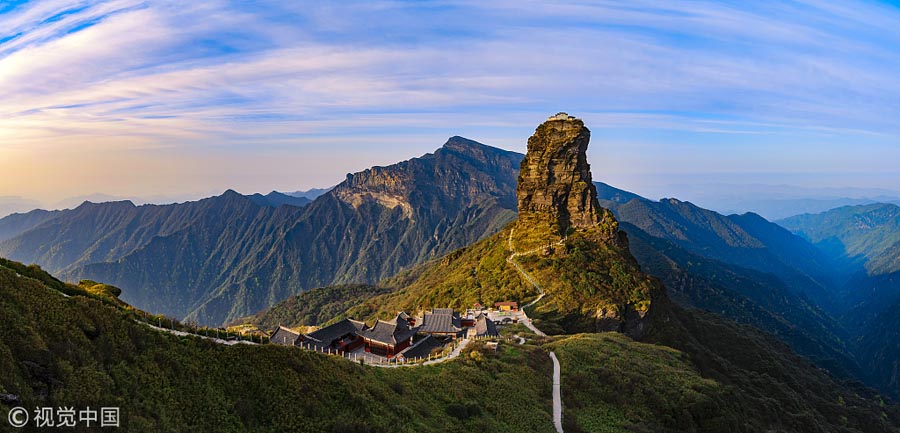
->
[[514, 112, 618, 249]]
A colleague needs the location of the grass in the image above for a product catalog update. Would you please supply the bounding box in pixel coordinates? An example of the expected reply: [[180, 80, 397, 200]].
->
[[0, 260, 557, 433], [350, 224, 656, 335], [3, 257, 899, 432], [546, 333, 732, 433]]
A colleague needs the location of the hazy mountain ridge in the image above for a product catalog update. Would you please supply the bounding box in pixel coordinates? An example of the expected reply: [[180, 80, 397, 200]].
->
[[598, 194, 837, 304], [0, 138, 522, 325], [0, 208, 61, 243], [619, 220, 861, 381], [286, 187, 332, 201], [246, 191, 311, 207], [778, 203, 900, 274]]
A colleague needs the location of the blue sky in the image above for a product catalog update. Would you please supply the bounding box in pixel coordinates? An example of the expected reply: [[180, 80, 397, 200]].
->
[[1, 0, 900, 208]]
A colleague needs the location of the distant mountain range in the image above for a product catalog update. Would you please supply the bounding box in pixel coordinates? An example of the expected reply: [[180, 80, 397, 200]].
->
[[0, 190, 329, 219], [656, 182, 900, 220], [285, 187, 333, 201], [0, 196, 42, 219], [0, 137, 521, 326]]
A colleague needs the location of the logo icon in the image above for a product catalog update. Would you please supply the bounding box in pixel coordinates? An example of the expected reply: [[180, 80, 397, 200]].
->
[[7, 407, 29, 428]]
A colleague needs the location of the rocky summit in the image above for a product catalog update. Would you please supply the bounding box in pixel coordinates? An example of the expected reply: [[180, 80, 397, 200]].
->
[[514, 113, 619, 250]]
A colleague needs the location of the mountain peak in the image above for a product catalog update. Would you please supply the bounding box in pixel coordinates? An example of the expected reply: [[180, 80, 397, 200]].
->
[[75, 199, 136, 210], [514, 113, 618, 248], [437, 136, 516, 163], [443, 135, 481, 149]]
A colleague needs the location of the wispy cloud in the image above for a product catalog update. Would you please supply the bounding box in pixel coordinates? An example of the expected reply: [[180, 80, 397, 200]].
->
[[1, 0, 899, 202]]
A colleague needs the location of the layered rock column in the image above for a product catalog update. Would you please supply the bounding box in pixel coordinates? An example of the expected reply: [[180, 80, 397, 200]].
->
[[514, 113, 618, 250]]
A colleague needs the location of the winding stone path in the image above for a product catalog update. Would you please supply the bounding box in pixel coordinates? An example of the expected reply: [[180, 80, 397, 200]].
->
[[506, 228, 566, 310], [372, 338, 471, 368], [522, 315, 547, 337], [550, 351, 563, 433], [507, 228, 565, 432], [141, 322, 258, 346]]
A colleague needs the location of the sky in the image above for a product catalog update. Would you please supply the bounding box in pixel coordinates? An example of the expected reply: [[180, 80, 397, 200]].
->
[[1, 0, 900, 212]]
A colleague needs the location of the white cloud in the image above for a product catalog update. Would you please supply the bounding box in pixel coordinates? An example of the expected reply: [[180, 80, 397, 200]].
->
[[1, 0, 899, 201]]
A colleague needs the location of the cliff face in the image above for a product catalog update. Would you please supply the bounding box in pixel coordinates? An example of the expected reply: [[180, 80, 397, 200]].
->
[[514, 114, 618, 250], [333, 136, 520, 220]]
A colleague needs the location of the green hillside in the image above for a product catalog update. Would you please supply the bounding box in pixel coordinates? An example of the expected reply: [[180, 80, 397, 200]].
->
[[236, 284, 393, 329], [0, 258, 558, 432], [347, 223, 655, 336], [6, 258, 896, 432]]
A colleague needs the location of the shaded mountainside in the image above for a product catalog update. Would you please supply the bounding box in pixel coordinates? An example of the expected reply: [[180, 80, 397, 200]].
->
[[0, 192, 304, 276], [589, 183, 867, 385], [642, 301, 899, 433], [778, 203, 900, 275], [776, 204, 900, 320], [598, 192, 837, 306], [620, 221, 862, 382], [0, 209, 61, 243], [778, 204, 900, 395], [861, 303, 900, 393], [0, 137, 521, 326]]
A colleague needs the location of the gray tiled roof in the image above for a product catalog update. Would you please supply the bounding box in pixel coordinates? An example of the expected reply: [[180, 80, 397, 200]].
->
[[399, 335, 443, 359], [304, 319, 367, 347], [359, 313, 415, 346], [418, 309, 462, 334], [271, 326, 301, 345], [474, 315, 498, 337]]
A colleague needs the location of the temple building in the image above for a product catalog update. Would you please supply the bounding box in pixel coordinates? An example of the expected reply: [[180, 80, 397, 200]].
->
[[300, 319, 368, 352], [494, 301, 519, 312], [468, 313, 499, 338], [417, 308, 463, 338], [271, 326, 301, 346], [359, 313, 417, 357]]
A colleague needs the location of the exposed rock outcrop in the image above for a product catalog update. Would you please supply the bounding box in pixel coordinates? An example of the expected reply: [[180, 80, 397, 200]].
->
[[514, 113, 619, 250]]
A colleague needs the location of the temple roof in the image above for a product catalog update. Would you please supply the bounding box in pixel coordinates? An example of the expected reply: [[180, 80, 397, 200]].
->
[[473, 315, 498, 337], [304, 319, 367, 346], [271, 326, 301, 345], [418, 308, 462, 334], [359, 313, 415, 346]]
